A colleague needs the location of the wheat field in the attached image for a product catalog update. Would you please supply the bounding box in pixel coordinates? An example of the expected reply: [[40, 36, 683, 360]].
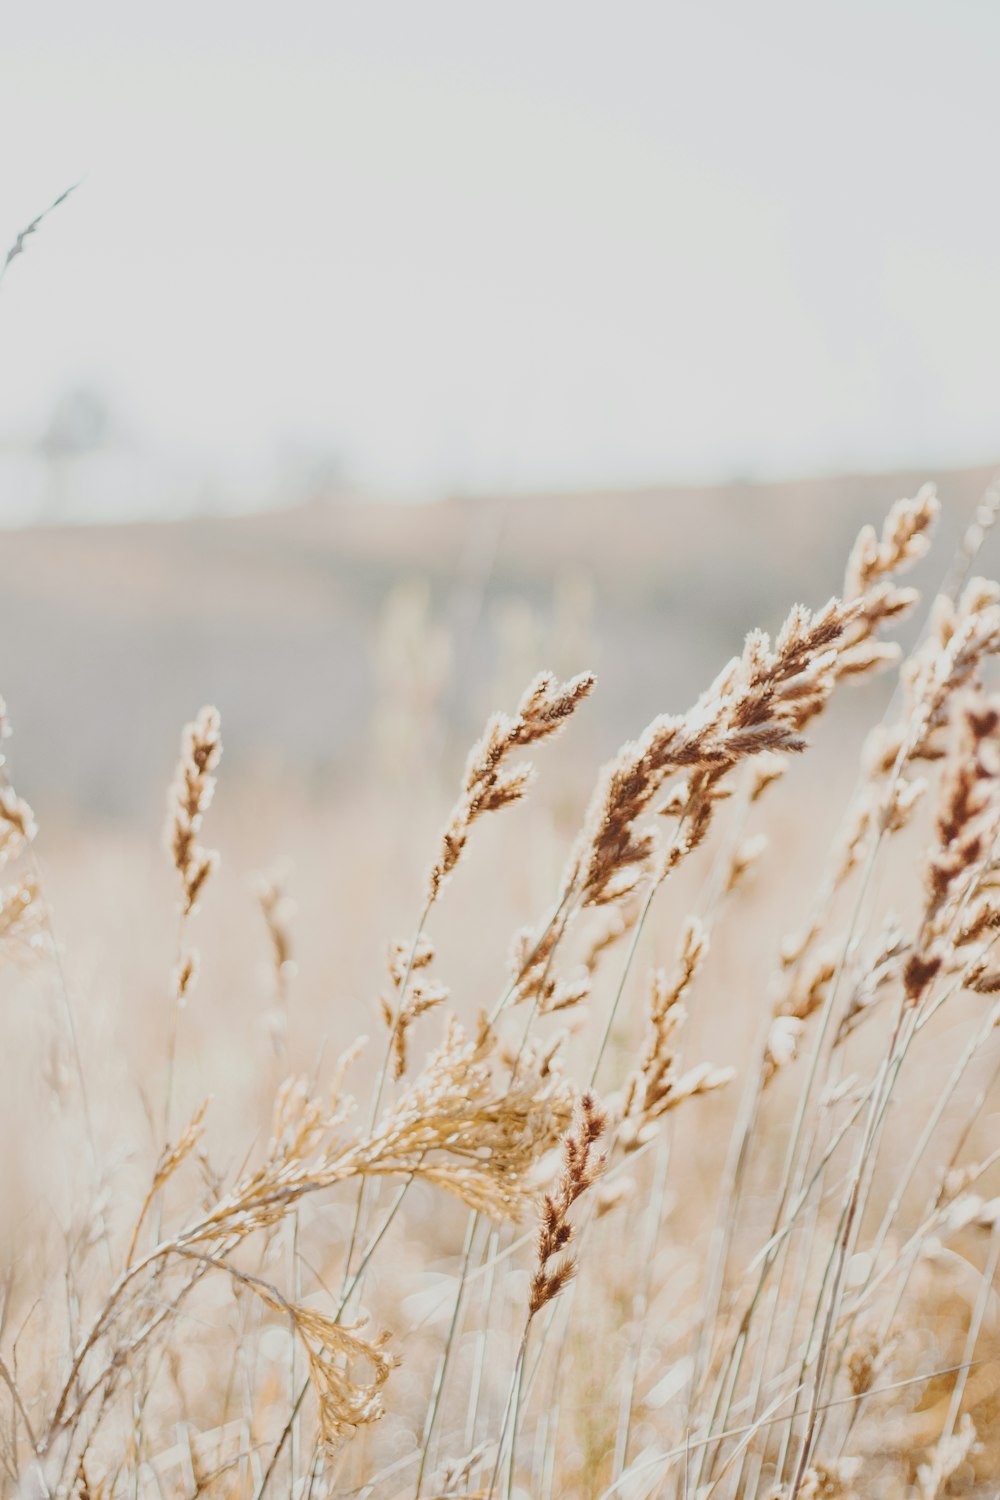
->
[[7, 491, 1000, 1499]]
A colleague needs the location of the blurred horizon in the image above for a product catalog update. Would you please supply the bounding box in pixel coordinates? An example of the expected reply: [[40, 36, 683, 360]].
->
[[4, 447, 999, 531], [2, 463, 995, 827], [2, 1, 1000, 524]]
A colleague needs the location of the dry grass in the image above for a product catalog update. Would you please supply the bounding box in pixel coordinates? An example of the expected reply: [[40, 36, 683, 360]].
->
[[7, 490, 1000, 1498]]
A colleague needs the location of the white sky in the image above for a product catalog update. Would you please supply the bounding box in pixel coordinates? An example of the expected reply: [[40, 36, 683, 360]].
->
[[1, 2, 998, 512]]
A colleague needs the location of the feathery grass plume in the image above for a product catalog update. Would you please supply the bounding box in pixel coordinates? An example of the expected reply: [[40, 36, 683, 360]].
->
[[432, 1440, 492, 1495], [0, 701, 43, 948], [256, 866, 295, 991], [844, 487, 937, 592], [845, 1327, 886, 1399], [160, 707, 222, 1149], [828, 484, 939, 689], [172, 1019, 573, 1245], [926, 697, 1000, 921], [568, 591, 882, 915], [488, 1095, 606, 1492], [508, 499, 932, 1024], [505, 923, 591, 1015], [505, 915, 565, 1011], [166, 705, 222, 919], [426, 670, 594, 903], [529, 1091, 607, 1319], [964, 961, 1000, 995], [725, 831, 768, 893], [0, 772, 37, 861], [538, 967, 591, 1016], [618, 919, 733, 1146], [361, 1017, 575, 1219], [764, 947, 838, 1083], [794, 1459, 863, 1499], [352, 673, 589, 1318], [125, 1100, 210, 1266], [48, 1234, 393, 1473], [904, 694, 1000, 1007], [248, 1284, 394, 1455], [955, 839, 1000, 950], [773, 576, 1000, 1038], [739, 492, 935, 876], [0, 785, 36, 856], [580, 893, 645, 971], [901, 578, 1000, 764], [256, 866, 296, 1054], [0, 875, 41, 947], [41, 1050, 393, 1466], [834, 919, 908, 1043], [916, 1414, 979, 1500], [750, 751, 788, 802], [380, 934, 449, 1078]]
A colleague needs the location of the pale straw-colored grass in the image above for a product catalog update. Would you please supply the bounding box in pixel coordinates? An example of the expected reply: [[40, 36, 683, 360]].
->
[[8, 489, 1000, 1499]]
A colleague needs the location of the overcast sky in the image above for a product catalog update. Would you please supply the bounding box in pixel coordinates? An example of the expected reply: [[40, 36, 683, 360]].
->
[[1, 2, 998, 514]]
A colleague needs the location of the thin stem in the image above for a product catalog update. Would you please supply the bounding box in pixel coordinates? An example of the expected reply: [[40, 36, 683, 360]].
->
[[611, 1126, 671, 1478], [943, 1220, 1000, 1447], [489, 888, 575, 1028], [589, 878, 656, 1088], [505, 1341, 526, 1500], [691, 823, 888, 1492], [465, 1224, 501, 1455], [486, 1328, 528, 1500], [0, 1356, 46, 1491], [788, 1000, 909, 1496], [415, 1212, 480, 1495], [340, 898, 433, 1301], [17, 828, 113, 1277]]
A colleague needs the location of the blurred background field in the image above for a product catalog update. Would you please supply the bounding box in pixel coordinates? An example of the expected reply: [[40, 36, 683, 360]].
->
[[5, 468, 997, 819]]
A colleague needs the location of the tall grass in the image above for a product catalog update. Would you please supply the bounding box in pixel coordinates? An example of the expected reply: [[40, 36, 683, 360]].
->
[[5, 490, 1000, 1497]]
